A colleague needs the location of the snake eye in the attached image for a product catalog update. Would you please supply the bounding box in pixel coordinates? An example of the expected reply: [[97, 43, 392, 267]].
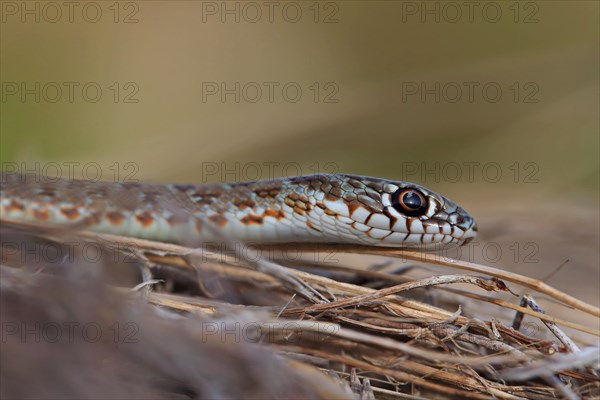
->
[[391, 189, 428, 217]]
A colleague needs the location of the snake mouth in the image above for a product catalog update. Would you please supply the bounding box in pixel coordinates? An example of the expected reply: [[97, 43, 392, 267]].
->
[[459, 216, 478, 244], [431, 203, 478, 245], [448, 222, 477, 246]]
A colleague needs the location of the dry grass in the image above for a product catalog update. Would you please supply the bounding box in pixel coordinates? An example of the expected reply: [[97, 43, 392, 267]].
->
[[1, 220, 599, 399]]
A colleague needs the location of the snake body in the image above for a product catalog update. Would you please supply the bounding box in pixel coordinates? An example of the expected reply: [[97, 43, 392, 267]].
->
[[0, 173, 477, 247]]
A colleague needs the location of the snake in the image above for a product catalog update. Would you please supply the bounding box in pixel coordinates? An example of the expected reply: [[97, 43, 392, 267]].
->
[[0, 172, 477, 248]]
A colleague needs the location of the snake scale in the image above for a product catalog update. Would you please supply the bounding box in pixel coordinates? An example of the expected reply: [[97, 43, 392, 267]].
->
[[0, 172, 477, 248]]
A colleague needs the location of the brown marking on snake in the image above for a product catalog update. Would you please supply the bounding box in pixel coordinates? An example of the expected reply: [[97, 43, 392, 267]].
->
[[324, 209, 336, 216], [264, 209, 286, 220], [232, 198, 255, 210], [306, 221, 321, 232], [135, 211, 154, 227], [255, 187, 281, 200], [5, 200, 24, 212], [348, 178, 364, 189], [330, 187, 343, 198], [209, 214, 228, 227], [320, 182, 332, 193], [366, 212, 391, 230], [241, 214, 263, 225], [232, 198, 245, 208], [192, 194, 218, 207], [293, 206, 305, 215], [83, 214, 101, 227], [256, 191, 269, 199], [315, 202, 326, 210], [340, 182, 354, 192], [106, 211, 125, 225], [309, 180, 321, 190], [33, 209, 49, 221], [382, 208, 398, 227], [366, 181, 384, 192], [406, 219, 414, 232], [324, 193, 339, 202], [284, 197, 295, 207], [295, 199, 315, 212], [192, 192, 220, 205], [294, 200, 307, 210], [357, 194, 384, 212], [60, 207, 80, 221], [342, 192, 357, 202], [365, 187, 381, 201], [37, 188, 56, 197], [347, 200, 365, 216], [422, 219, 441, 234]]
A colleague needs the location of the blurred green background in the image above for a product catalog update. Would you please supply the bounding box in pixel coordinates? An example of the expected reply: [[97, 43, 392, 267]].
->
[[1, 1, 598, 310]]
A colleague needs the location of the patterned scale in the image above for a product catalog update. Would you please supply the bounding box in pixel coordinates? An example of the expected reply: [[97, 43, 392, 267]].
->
[[0, 172, 477, 248]]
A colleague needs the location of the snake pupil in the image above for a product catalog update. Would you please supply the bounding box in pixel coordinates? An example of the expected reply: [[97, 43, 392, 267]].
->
[[402, 192, 421, 209], [391, 189, 428, 216]]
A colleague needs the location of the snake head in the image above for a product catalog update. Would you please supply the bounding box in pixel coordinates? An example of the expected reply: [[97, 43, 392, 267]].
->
[[384, 183, 479, 247], [313, 175, 478, 248]]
